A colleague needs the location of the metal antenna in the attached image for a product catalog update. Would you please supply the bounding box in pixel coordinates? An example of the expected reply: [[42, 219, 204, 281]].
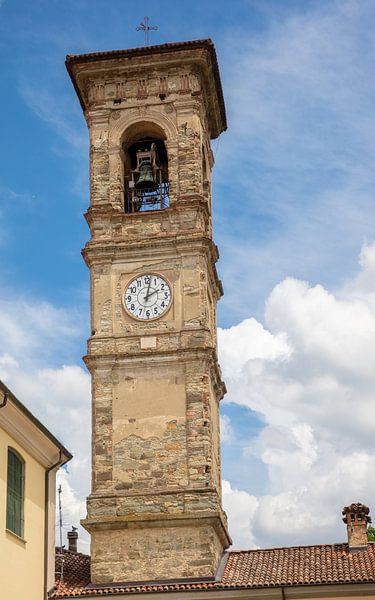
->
[[136, 16, 158, 46], [57, 484, 65, 581], [58, 484, 63, 550]]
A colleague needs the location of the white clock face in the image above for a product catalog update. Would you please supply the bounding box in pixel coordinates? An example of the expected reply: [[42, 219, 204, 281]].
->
[[123, 274, 172, 321]]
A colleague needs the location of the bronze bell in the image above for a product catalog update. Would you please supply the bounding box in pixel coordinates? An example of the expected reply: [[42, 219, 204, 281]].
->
[[136, 160, 156, 190]]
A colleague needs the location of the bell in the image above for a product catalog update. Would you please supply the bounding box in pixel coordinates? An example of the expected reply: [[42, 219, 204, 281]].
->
[[136, 161, 157, 190]]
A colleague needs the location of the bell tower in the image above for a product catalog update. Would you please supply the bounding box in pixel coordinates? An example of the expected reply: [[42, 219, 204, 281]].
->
[[66, 39, 231, 584]]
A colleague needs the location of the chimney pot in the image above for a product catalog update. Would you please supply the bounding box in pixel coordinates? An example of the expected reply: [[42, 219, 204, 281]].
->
[[67, 526, 78, 553], [342, 502, 371, 552]]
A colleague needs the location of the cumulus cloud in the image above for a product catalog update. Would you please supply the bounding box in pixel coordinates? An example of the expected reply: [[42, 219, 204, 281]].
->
[[219, 241, 375, 548], [219, 318, 291, 378], [222, 480, 259, 549], [0, 297, 91, 551], [220, 414, 234, 444], [11, 362, 91, 551], [0, 298, 80, 365], [57, 469, 89, 553]]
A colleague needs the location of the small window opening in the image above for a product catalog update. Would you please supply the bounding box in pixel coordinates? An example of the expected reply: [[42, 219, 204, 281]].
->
[[123, 136, 169, 213], [6, 448, 25, 537]]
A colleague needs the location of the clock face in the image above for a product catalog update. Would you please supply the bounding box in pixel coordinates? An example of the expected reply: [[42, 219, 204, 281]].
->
[[123, 274, 172, 321]]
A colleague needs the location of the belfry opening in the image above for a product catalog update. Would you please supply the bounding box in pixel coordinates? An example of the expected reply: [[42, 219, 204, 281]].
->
[[122, 127, 169, 213]]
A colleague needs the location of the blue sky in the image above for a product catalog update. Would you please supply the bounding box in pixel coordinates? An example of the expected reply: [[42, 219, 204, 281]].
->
[[1, 0, 375, 551]]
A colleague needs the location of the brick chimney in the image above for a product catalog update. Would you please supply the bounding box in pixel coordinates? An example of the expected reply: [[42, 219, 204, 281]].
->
[[342, 502, 371, 552], [67, 526, 78, 553]]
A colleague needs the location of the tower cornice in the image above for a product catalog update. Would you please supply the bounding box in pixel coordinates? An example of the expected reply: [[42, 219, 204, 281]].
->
[[66, 39, 226, 139], [82, 236, 223, 300], [83, 346, 226, 401]]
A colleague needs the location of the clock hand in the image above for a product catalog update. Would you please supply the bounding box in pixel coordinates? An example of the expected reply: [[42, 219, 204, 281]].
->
[[145, 288, 159, 301], [145, 276, 152, 302]]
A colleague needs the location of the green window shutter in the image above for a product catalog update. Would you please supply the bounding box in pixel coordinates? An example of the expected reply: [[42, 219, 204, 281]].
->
[[6, 448, 25, 537]]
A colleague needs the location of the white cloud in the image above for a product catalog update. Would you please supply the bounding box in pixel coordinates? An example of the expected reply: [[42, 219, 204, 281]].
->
[[218, 241, 375, 548], [3, 360, 91, 552], [0, 297, 91, 552], [0, 297, 83, 368], [17, 78, 88, 201], [4, 362, 91, 552], [219, 318, 291, 378], [57, 470, 89, 553], [215, 0, 375, 322], [222, 480, 259, 549], [19, 82, 87, 153], [220, 414, 234, 444], [344, 240, 375, 303]]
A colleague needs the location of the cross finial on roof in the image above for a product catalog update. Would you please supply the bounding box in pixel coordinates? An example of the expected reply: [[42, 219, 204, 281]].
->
[[136, 16, 158, 46]]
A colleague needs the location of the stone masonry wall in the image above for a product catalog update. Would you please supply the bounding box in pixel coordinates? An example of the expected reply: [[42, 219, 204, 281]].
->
[[113, 425, 188, 492], [76, 43, 231, 584], [90, 522, 224, 583]]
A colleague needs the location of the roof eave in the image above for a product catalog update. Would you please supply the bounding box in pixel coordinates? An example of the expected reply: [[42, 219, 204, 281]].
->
[[0, 379, 73, 464]]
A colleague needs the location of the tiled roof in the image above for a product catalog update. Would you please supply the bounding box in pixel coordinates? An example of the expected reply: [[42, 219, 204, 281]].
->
[[65, 39, 216, 64], [52, 543, 375, 598]]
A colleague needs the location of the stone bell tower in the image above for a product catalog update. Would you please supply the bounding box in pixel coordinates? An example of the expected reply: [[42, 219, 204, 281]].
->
[[66, 39, 231, 584]]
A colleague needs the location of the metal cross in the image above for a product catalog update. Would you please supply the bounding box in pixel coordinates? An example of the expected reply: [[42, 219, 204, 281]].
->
[[136, 16, 158, 46]]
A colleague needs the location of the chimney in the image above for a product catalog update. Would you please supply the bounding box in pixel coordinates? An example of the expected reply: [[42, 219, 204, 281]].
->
[[67, 526, 78, 553], [342, 502, 371, 552]]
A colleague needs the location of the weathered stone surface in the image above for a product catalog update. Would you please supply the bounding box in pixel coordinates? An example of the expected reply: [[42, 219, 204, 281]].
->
[[86, 489, 225, 519], [90, 523, 224, 583], [70, 41, 231, 584]]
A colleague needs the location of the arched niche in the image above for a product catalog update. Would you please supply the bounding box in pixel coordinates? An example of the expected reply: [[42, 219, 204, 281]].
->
[[108, 109, 178, 210], [109, 110, 177, 147]]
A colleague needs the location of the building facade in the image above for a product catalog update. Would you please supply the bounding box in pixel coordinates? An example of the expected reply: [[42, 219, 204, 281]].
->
[[0, 380, 72, 600]]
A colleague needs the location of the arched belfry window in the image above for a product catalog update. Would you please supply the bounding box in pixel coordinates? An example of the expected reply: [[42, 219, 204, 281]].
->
[[6, 448, 25, 537], [123, 130, 169, 213]]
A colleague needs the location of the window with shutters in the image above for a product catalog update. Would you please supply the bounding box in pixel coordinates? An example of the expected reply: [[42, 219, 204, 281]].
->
[[6, 448, 25, 537]]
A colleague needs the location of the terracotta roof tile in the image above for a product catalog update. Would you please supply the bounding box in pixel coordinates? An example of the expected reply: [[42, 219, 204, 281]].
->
[[65, 38, 215, 64], [51, 543, 375, 597]]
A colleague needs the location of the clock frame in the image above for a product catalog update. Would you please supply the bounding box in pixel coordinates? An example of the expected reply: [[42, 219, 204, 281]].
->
[[122, 273, 173, 321]]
